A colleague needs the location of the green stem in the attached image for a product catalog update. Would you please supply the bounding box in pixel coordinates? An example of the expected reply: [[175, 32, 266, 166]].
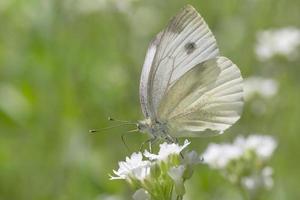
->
[[238, 185, 264, 200], [176, 195, 183, 200], [238, 185, 250, 200]]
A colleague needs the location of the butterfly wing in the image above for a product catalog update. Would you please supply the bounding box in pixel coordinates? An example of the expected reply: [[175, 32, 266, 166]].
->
[[139, 32, 163, 118], [158, 57, 243, 137], [139, 5, 219, 119]]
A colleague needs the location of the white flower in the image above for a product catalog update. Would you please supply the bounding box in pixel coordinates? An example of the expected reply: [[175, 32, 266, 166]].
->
[[234, 135, 277, 160], [110, 152, 151, 180], [242, 176, 256, 190], [96, 194, 122, 200], [68, 0, 139, 14], [168, 165, 185, 182], [203, 134, 277, 169], [241, 167, 274, 191], [244, 77, 279, 100], [168, 165, 186, 195], [0, 83, 31, 122], [183, 151, 201, 166], [144, 140, 190, 161], [255, 27, 300, 60], [262, 166, 274, 189], [111, 140, 202, 199], [202, 143, 243, 169], [132, 189, 150, 200]]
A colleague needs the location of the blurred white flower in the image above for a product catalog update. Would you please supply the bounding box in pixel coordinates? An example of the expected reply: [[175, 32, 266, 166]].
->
[[0, 83, 31, 123], [241, 167, 274, 191], [168, 165, 186, 195], [202, 143, 243, 169], [67, 0, 139, 14], [203, 134, 277, 169], [0, 0, 12, 12], [234, 135, 277, 160], [144, 140, 190, 161], [183, 151, 201, 166], [96, 194, 123, 200], [110, 152, 151, 180], [244, 77, 279, 100], [203, 134, 277, 198], [114, 0, 138, 13], [255, 27, 300, 60], [132, 189, 150, 200], [168, 165, 185, 182], [262, 166, 274, 189], [242, 176, 256, 190]]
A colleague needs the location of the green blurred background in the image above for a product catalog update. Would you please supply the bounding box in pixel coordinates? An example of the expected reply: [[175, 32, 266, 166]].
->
[[0, 0, 300, 199]]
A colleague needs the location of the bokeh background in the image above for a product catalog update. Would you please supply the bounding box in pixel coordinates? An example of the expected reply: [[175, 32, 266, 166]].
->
[[1, 0, 300, 199]]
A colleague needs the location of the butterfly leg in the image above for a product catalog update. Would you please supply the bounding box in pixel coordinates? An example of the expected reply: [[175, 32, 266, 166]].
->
[[121, 133, 131, 152], [165, 134, 176, 144], [139, 136, 157, 152], [172, 137, 184, 159], [149, 137, 159, 153]]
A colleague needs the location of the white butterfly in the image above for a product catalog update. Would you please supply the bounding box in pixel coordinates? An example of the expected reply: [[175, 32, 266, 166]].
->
[[137, 5, 243, 142]]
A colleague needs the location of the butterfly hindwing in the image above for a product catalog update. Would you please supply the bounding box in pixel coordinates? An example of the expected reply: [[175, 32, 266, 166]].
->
[[158, 57, 243, 137]]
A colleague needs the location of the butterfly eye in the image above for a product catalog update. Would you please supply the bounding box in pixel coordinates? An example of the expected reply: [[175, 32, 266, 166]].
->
[[137, 123, 144, 130], [137, 123, 141, 130], [137, 121, 149, 132]]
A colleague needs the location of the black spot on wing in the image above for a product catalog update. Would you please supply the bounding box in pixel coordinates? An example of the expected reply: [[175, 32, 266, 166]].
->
[[184, 42, 197, 54]]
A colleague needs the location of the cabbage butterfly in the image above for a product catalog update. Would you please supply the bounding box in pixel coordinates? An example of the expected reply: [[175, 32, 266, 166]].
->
[[138, 5, 243, 142]]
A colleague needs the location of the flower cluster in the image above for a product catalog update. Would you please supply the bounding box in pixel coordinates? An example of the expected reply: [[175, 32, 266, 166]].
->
[[202, 135, 277, 197], [244, 77, 279, 101], [255, 27, 300, 61], [111, 140, 201, 200], [67, 0, 140, 14], [243, 76, 279, 116]]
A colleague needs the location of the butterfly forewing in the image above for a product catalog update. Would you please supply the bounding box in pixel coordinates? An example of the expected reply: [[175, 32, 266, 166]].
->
[[158, 57, 243, 137], [139, 32, 163, 118], [139, 5, 219, 119]]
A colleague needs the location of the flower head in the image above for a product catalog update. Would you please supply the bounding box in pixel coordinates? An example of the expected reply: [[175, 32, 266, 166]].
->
[[202, 134, 277, 197], [244, 77, 279, 101], [203, 134, 277, 170], [111, 140, 200, 199], [132, 189, 150, 200], [241, 166, 274, 191], [255, 27, 300, 60], [202, 143, 243, 169], [168, 165, 186, 195], [234, 135, 277, 160], [144, 140, 190, 161], [110, 152, 151, 181]]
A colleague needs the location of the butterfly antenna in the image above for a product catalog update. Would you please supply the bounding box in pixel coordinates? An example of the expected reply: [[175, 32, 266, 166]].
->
[[89, 129, 98, 133], [127, 129, 139, 133], [108, 116, 136, 124], [89, 116, 137, 134], [89, 123, 136, 134]]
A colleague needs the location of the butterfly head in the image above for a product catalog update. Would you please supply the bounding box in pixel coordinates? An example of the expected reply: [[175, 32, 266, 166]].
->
[[137, 118, 152, 134], [137, 118, 169, 139]]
